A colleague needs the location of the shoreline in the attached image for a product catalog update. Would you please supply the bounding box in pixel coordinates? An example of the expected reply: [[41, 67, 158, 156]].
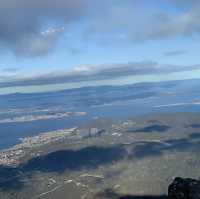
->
[[0, 127, 78, 166]]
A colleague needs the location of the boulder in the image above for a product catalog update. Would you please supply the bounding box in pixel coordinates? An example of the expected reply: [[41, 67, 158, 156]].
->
[[168, 177, 200, 199]]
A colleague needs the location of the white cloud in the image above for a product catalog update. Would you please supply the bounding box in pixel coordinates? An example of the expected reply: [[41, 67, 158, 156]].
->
[[15, 27, 65, 57], [0, 0, 200, 57], [0, 0, 90, 57]]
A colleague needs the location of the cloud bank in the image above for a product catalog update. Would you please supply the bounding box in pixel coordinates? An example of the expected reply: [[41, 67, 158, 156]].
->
[[1, 61, 200, 88]]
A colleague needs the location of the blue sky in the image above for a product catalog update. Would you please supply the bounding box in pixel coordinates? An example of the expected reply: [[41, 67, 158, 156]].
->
[[0, 0, 200, 89]]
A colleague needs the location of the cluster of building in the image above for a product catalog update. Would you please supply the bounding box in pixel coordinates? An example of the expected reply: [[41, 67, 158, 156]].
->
[[0, 147, 24, 166], [20, 128, 77, 147], [0, 126, 107, 166], [75, 127, 106, 139], [0, 128, 77, 166]]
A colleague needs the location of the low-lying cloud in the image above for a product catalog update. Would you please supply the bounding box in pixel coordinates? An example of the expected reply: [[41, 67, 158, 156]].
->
[[1, 61, 200, 88], [164, 50, 187, 57]]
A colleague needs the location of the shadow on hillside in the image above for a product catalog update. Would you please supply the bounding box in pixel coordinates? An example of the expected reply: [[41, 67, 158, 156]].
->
[[189, 133, 200, 139], [131, 135, 200, 159], [0, 145, 127, 190], [95, 188, 168, 199], [127, 125, 171, 133], [119, 196, 168, 199], [187, 124, 200, 128], [21, 145, 127, 173], [0, 166, 24, 190]]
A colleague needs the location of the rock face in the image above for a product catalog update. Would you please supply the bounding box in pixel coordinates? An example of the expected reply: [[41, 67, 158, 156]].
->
[[168, 177, 200, 199]]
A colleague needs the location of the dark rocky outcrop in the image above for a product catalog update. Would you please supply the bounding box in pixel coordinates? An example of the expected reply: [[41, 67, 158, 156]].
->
[[168, 177, 200, 199]]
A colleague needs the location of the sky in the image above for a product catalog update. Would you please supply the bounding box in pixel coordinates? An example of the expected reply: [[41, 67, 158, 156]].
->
[[0, 0, 200, 92]]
